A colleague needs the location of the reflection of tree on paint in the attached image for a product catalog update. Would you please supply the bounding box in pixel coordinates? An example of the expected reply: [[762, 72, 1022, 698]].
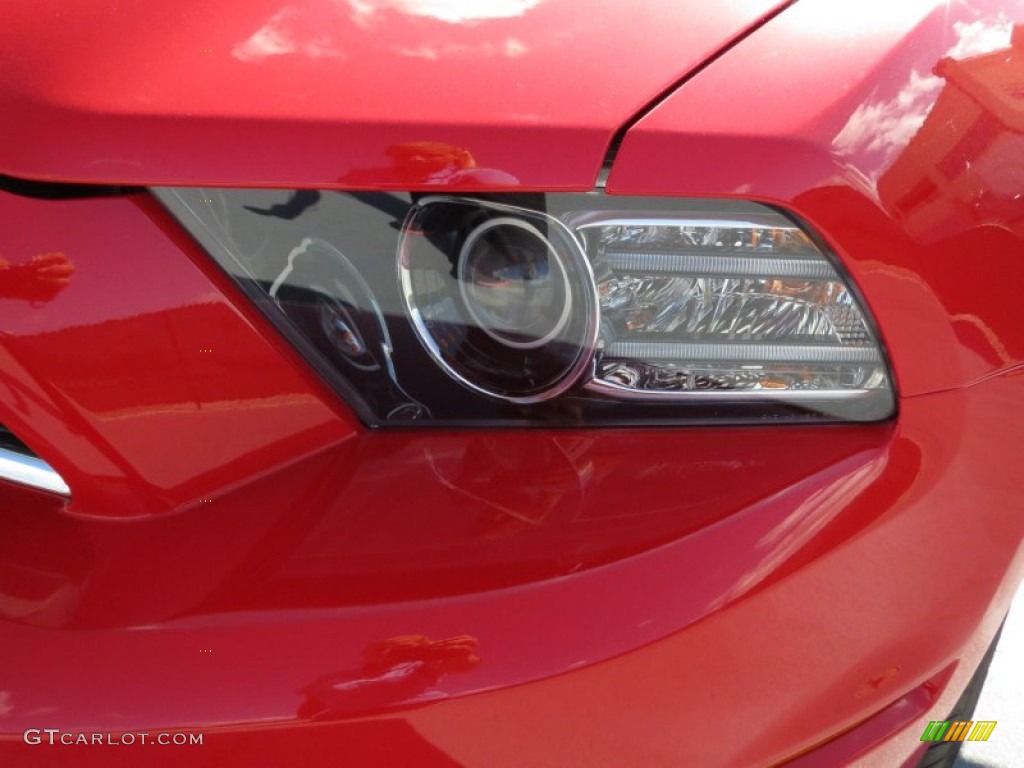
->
[[0, 252, 74, 303], [298, 634, 480, 719], [341, 141, 519, 187]]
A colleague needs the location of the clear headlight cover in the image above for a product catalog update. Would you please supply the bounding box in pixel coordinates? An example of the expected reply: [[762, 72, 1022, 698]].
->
[[156, 190, 895, 426]]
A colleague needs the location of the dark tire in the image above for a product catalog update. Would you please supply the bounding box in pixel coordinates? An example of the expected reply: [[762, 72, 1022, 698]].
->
[[917, 622, 1004, 768]]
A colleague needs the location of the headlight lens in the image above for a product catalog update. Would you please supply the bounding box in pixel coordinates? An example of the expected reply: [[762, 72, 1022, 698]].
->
[[457, 218, 571, 350], [580, 219, 888, 401], [156, 189, 895, 426], [400, 200, 597, 403]]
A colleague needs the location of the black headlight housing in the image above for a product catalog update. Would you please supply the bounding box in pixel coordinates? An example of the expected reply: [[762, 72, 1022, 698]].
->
[[156, 188, 895, 427]]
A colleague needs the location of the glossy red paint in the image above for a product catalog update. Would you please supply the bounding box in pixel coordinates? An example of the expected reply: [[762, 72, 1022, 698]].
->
[[1, 0, 1024, 766], [0, 378, 1022, 766], [0, 424, 894, 629], [0, 189, 356, 517], [609, 0, 1024, 398], [0, 0, 787, 190]]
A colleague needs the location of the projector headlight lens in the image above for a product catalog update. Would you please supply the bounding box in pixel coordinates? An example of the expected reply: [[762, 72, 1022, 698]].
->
[[156, 189, 895, 426], [399, 199, 597, 403], [457, 217, 572, 350]]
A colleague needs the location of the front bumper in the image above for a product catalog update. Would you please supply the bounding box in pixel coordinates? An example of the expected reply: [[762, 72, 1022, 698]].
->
[[1, 368, 1021, 766]]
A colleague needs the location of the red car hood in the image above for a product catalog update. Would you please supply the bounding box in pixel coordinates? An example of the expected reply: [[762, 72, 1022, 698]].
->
[[0, 0, 788, 190]]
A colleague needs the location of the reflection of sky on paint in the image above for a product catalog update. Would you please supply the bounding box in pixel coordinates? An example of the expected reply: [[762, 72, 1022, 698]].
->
[[234, 6, 347, 62], [348, 0, 541, 25], [392, 37, 528, 60], [832, 14, 1014, 180], [706, 453, 887, 613], [234, 0, 540, 62], [945, 15, 1016, 59]]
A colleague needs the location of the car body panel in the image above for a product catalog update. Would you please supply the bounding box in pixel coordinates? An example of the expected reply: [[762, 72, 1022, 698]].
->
[[0, 189, 356, 518], [0, 0, 787, 190], [2, 0, 1024, 765], [0, 378, 1022, 766], [609, 0, 1024, 397]]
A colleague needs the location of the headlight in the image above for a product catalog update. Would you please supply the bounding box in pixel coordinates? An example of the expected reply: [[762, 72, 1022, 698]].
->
[[156, 189, 895, 426], [400, 200, 598, 404]]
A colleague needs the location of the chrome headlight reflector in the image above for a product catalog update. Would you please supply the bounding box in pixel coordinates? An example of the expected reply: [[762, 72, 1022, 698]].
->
[[580, 217, 888, 405], [156, 189, 894, 426]]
